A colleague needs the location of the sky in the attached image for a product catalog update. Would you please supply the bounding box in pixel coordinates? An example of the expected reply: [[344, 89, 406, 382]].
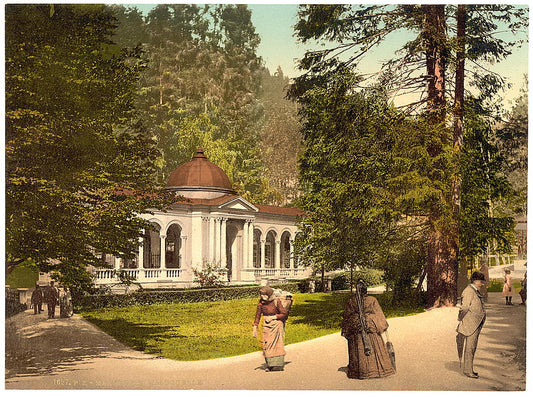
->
[[128, 2, 529, 109]]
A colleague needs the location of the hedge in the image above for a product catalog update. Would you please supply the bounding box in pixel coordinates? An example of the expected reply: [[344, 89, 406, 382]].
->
[[74, 282, 302, 310]]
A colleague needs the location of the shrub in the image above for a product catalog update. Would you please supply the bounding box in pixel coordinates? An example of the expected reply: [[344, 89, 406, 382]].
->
[[74, 281, 302, 310], [192, 262, 227, 288]]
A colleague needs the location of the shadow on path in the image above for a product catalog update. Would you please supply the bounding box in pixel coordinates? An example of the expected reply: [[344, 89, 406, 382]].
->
[[5, 308, 157, 379]]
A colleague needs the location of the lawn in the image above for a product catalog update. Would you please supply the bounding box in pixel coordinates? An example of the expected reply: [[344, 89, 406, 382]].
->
[[80, 292, 425, 361]]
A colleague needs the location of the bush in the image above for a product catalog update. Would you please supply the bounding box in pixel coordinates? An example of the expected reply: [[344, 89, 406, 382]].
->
[[74, 281, 302, 310]]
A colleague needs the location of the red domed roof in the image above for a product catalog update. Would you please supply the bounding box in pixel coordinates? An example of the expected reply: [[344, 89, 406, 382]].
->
[[166, 148, 233, 192]]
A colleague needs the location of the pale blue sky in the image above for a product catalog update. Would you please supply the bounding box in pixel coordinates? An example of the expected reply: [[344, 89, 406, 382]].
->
[[130, 2, 528, 107]]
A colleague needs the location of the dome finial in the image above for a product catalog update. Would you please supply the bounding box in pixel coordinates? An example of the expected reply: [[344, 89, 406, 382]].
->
[[193, 147, 207, 159]]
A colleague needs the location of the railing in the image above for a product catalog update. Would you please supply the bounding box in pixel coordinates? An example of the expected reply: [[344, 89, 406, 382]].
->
[[243, 267, 309, 279], [94, 268, 181, 282], [166, 269, 181, 278]]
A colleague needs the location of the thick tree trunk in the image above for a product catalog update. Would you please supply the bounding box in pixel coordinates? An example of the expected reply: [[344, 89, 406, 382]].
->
[[423, 5, 458, 307], [453, 5, 470, 296], [427, 222, 459, 307]]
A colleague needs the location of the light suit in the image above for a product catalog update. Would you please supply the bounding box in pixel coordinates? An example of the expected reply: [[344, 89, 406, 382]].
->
[[456, 284, 486, 375]]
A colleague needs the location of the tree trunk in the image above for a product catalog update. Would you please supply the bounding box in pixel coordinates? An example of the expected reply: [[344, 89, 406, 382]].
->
[[427, 222, 459, 307], [453, 4, 470, 297], [423, 5, 458, 307], [422, 4, 447, 123]]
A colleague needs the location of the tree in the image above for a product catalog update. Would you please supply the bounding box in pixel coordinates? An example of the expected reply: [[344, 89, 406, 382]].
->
[[291, 4, 527, 307], [5, 4, 171, 291], [294, 69, 444, 295], [110, 4, 271, 203], [258, 67, 302, 205]]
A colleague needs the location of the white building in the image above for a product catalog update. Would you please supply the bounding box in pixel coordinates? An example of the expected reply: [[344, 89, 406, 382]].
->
[[93, 148, 309, 289]]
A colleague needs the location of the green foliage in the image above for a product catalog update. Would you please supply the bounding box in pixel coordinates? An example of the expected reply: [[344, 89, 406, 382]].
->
[[460, 102, 518, 260], [293, 69, 448, 295], [79, 291, 425, 360], [5, 4, 173, 290], [192, 262, 227, 288], [74, 282, 301, 310], [112, 4, 272, 203], [6, 261, 39, 288]]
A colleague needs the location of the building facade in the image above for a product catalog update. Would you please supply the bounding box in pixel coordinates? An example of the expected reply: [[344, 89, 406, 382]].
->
[[93, 148, 309, 289]]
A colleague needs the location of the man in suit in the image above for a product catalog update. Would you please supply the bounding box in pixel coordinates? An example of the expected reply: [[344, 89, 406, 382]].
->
[[456, 271, 487, 378], [44, 281, 60, 319]]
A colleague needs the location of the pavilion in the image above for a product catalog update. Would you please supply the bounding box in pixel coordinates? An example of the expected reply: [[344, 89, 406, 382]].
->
[[92, 148, 308, 289]]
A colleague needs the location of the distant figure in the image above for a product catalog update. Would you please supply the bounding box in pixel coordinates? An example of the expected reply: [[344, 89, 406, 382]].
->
[[456, 271, 486, 379], [59, 286, 73, 318], [30, 284, 43, 315], [252, 286, 289, 371], [341, 279, 395, 379], [44, 281, 60, 319], [502, 268, 514, 305], [519, 267, 527, 305]]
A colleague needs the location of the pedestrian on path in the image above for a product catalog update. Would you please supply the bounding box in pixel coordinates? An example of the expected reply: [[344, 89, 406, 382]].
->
[[59, 286, 73, 318], [43, 281, 59, 319], [502, 268, 514, 305], [30, 284, 43, 315], [341, 279, 395, 379], [456, 271, 486, 379], [252, 286, 289, 372]]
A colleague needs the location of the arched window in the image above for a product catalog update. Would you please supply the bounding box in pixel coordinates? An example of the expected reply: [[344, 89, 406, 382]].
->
[[143, 223, 161, 269], [253, 229, 261, 268], [281, 231, 291, 268], [265, 231, 276, 268], [165, 224, 181, 269]]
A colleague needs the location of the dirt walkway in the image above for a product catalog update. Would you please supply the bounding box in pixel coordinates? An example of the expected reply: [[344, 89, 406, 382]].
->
[[4, 292, 526, 390]]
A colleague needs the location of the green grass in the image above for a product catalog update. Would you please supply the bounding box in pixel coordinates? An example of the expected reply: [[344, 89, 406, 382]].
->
[[6, 262, 39, 288], [487, 279, 523, 293], [80, 292, 425, 361]]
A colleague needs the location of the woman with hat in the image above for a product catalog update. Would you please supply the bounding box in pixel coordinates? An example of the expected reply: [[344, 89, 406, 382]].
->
[[252, 286, 288, 371], [502, 268, 514, 305]]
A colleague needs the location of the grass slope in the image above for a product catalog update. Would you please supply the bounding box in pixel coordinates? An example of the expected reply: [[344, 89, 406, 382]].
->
[[80, 292, 424, 361]]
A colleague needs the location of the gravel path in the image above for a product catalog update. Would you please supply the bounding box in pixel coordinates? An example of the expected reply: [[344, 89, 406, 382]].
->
[[4, 292, 526, 390]]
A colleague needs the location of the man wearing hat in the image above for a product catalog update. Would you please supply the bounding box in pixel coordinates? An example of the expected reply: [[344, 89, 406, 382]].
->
[[456, 271, 487, 378]]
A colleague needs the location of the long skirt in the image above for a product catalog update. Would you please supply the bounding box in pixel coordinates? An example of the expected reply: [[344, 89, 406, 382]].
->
[[502, 283, 514, 297], [346, 332, 395, 379], [262, 319, 286, 368]]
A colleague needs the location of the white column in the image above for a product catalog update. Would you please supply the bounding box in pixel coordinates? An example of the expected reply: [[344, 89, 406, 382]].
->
[[221, 218, 227, 268], [275, 240, 281, 269], [160, 234, 166, 269], [242, 221, 249, 268], [137, 236, 144, 269], [180, 235, 187, 269], [289, 239, 295, 268], [191, 212, 203, 267], [209, 217, 216, 264], [260, 239, 266, 268], [248, 222, 254, 267], [214, 218, 220, 264]]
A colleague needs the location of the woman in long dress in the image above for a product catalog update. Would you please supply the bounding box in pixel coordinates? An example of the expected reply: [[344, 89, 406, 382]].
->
[[502, 268, 514, 305], [252, 286, 288, 371], [341, 280, 395, 379], [59, 286, 73, 318]]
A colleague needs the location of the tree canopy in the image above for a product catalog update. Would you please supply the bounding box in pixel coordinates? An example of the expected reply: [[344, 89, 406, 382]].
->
[[5, 4, 172, 290], [291, 4, 526, 306]]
